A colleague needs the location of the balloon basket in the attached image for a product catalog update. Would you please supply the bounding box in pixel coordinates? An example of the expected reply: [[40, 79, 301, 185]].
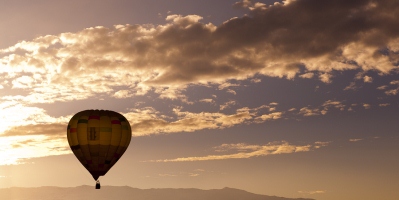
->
[[95, 180, 101, 189]]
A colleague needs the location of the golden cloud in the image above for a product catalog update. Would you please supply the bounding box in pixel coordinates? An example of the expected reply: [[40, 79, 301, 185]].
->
[[146, 141, 328, 162]]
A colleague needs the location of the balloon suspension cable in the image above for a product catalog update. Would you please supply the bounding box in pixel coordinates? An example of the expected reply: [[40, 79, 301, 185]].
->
[[95, 180, 101, 189]]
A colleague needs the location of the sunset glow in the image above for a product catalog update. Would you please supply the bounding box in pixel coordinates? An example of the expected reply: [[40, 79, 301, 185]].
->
[[1, 1, 398, 200]]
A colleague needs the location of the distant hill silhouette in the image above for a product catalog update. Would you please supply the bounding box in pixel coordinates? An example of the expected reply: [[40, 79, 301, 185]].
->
[[0, 186, 314, 200]]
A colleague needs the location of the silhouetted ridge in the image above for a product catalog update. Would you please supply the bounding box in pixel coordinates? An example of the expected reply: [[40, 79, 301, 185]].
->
[[0, 186, 314, 200]]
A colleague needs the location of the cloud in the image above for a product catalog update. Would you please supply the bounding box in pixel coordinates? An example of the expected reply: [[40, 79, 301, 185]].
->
[[226, 89, 237, 95], [220, 100, 236, 110], [256, 112, 283, 122], [0, 103, 69, 135], [188, 173, 200, 177], [1, 0, 399, 106], [158, 174, 177, 177], [314, 141, 331, 149], [363, 75, 373, 83], [0, 135, 70, 165], [250, 78, 261, 83], [123, 99, 388, 137], [319, 73, 333, 84], [322, 100, 345, 112], [157, 169, 206, 178], [199, 98, 215, 104], [145, 141, 328, 162], [298, 190, 326, 195], [299, 72, 314, 79], [297, 100, 351, 116], [385, 89, 398, 95], [1, 124, 65, 136], [298, 107, 320, 117], [233, 0, 253, 9], [344, 82, 358, 91], [349, 138, 363, 142], [12, 76, 35, 89], [113, 90, 134, 99], [374, 80, 399, 95], [158, 172, 201, 177], [0, 103, 274, 138], [384, 80, 399, 95], [269, 102, 278, 106], [214, 143, 262, 152], [66, 99, 388, 137], [363, 103, 371, 109], [218, 82, 240, 90], [126, 106, 256, 136], [377, 85, 388, 90]]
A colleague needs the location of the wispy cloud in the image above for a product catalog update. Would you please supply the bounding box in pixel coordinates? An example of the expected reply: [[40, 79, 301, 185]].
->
[[344, 82, 358, 91], [158, 174, 177, 177], [0, 103, 69, 134], [314, 141, 331, 149], [188, 173, 200, 177], [145, 141, 328, 162], [297, 100, 358, 116], [384, 80, 399, 95], [213, 143, 262, 152], [125, 105, 284, 136], [255, 112, 283, 122], [220, 100, 236, 110], [2, 124, 66, 137], [298, 190, 326, 195], [199, 98, 215, 104], [299, 72, 315, 79], [0, 135, 70, 165], [298, 107, 321, 117]]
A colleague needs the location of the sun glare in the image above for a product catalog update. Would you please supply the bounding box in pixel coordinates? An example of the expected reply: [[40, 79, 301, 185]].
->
[[0, 135, 70, 165]]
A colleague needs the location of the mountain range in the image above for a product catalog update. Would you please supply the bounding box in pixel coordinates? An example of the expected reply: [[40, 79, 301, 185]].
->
[[0, 186, 314, 200]]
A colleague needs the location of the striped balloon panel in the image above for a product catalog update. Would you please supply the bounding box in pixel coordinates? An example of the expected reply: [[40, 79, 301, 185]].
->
[[67, 110, 132, 180]]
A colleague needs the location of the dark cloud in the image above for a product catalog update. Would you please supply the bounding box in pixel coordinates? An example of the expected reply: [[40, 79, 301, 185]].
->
[[139, 0, 399, 84], [218, 0, 399, 57]]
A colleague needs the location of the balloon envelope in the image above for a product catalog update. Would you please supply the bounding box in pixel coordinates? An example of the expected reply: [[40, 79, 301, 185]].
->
[[67, 110, 131, 180]]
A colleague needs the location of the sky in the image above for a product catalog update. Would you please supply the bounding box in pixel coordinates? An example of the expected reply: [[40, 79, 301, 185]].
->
[[0, 0, 399, 199]]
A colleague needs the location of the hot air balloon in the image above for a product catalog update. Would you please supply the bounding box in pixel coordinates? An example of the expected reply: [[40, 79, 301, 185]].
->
[[67, 110, 131, 189]]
